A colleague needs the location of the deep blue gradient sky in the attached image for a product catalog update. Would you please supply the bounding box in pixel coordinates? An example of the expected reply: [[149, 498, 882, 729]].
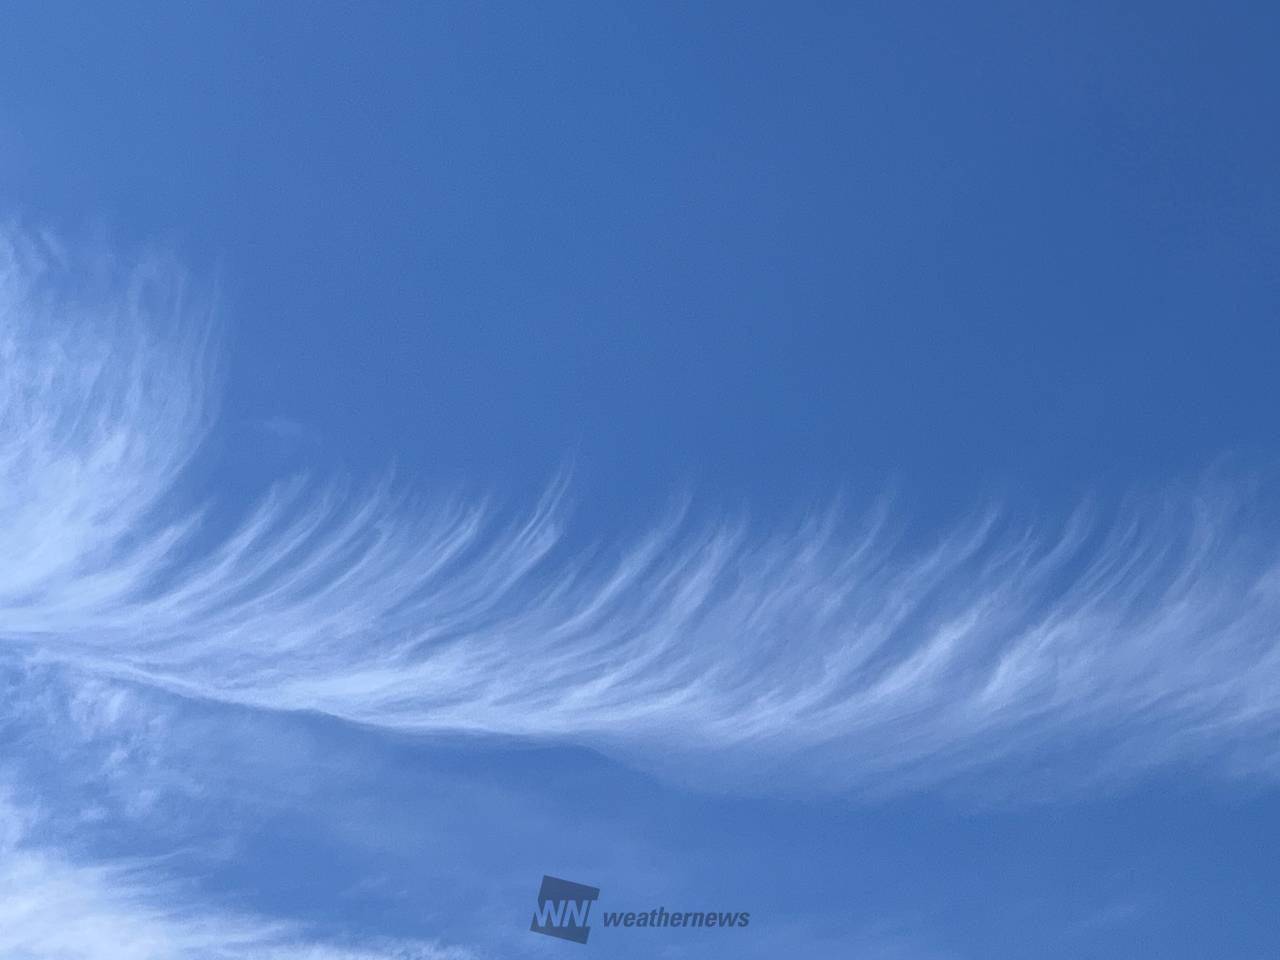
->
[[2, 4, 1279, 959], [6, 3, 1278, 517]]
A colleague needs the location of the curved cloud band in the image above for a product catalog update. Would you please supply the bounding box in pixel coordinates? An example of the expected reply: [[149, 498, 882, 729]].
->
[[3, 228, 1279, 793]]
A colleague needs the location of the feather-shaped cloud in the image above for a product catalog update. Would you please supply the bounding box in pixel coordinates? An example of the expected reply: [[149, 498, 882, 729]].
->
[[3, 227, 1279, 794]]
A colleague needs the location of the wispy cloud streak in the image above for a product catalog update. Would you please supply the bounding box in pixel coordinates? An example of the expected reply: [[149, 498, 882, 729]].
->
[[0, 789, 471, 960], [3, 227, 1279, 793]]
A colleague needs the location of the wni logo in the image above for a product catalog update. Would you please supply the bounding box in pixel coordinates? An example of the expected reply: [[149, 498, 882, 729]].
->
[[530, 875, 600, 945]]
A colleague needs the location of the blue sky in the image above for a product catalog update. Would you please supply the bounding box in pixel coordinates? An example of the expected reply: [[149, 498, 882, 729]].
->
[[1, 3, 1278, 958]]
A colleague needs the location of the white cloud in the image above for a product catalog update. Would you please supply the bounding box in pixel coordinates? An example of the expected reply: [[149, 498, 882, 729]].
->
[[0, 791, 472, 960], [3, 225, 1280, 794]]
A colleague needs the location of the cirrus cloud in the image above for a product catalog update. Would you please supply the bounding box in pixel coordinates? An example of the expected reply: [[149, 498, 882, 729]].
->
[[3, 225, 1279, 795]]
